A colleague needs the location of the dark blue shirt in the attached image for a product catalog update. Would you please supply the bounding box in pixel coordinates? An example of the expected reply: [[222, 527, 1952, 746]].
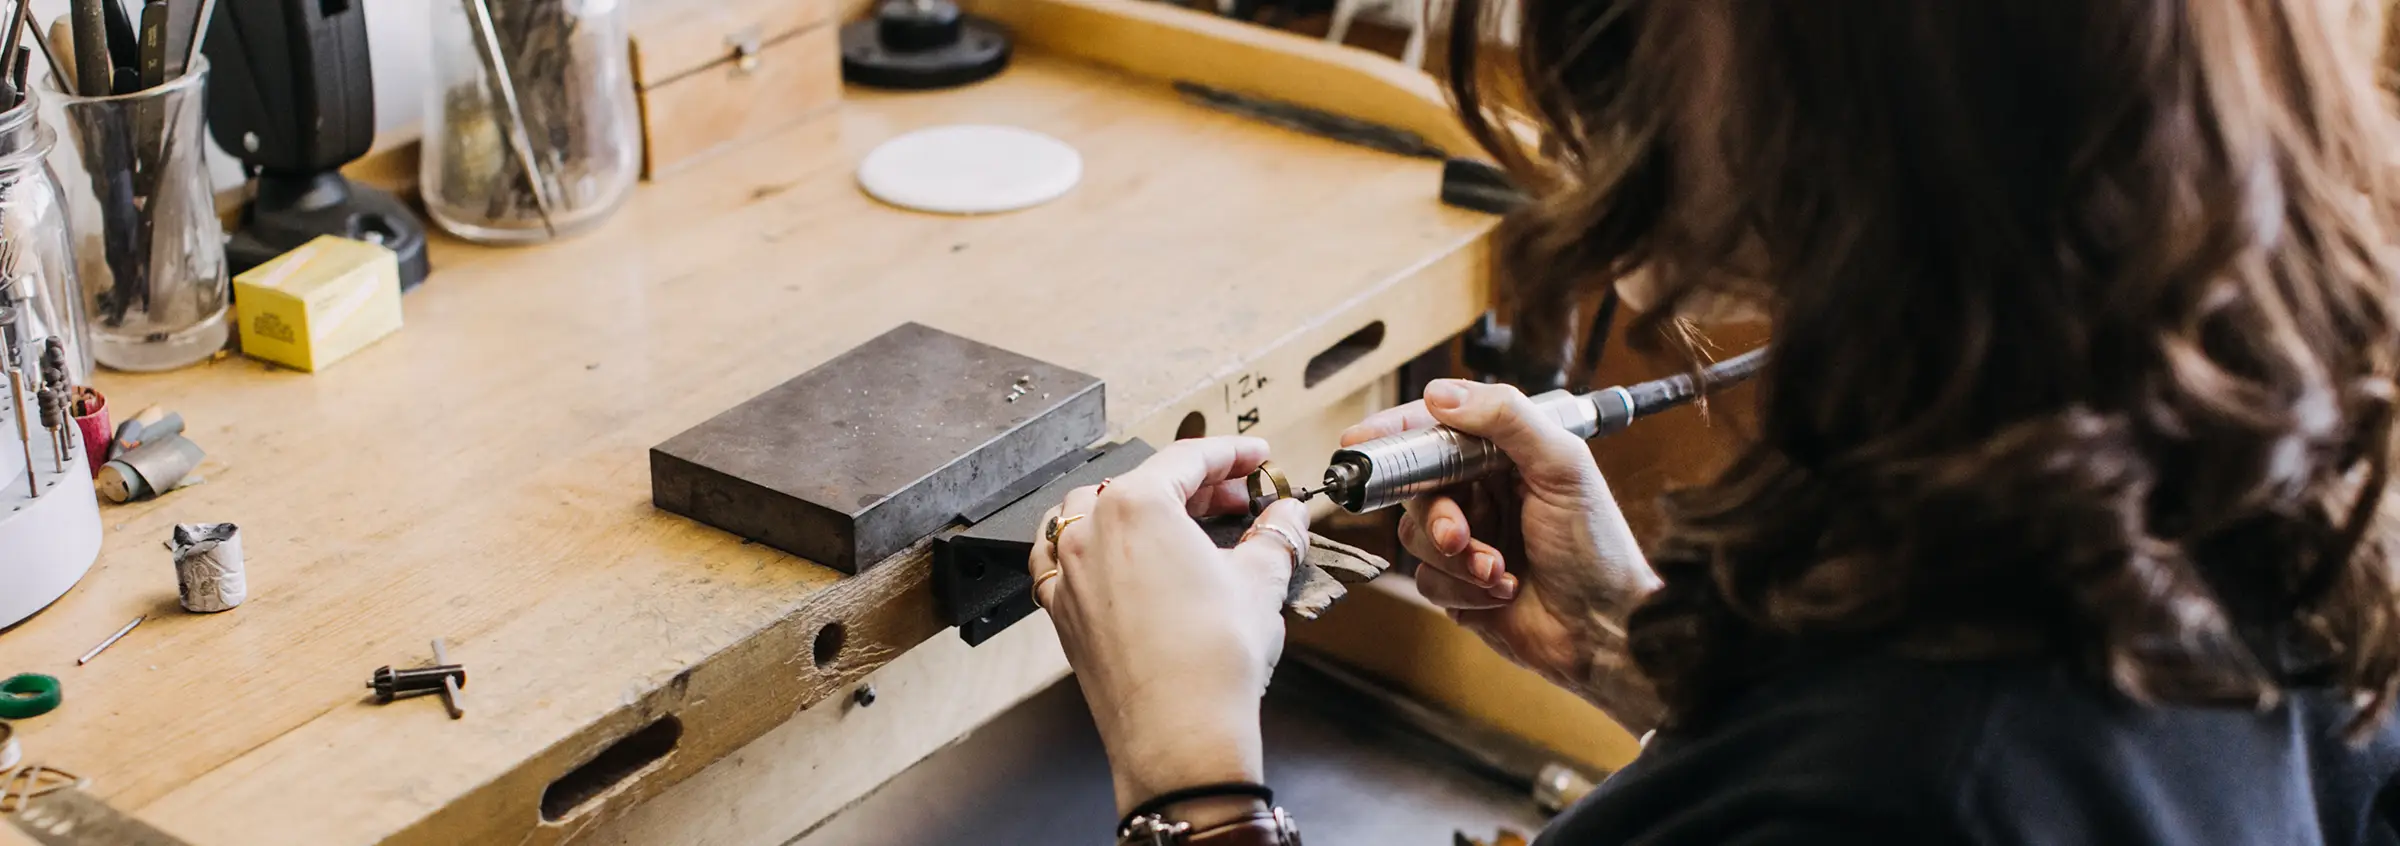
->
[[1541, 656, 2400, 845]]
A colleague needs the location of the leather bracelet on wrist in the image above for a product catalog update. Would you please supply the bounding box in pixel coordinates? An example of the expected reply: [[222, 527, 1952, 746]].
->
[[1118, 807, 1305, 846], [1119, 808, 1301, 845], [1116, 782, 1300, 845]]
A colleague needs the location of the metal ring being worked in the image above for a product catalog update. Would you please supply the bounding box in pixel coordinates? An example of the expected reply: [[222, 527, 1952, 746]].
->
[[1031, 569, 1064, 608], [1045, 513, 1088, 545], [1243, 523, 1307, 569], [0, 674, 60, 720], [1246, 462, 1294, 516]]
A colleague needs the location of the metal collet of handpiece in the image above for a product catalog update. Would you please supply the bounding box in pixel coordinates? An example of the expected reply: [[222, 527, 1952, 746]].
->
[[1305, 347, 1769, 514]]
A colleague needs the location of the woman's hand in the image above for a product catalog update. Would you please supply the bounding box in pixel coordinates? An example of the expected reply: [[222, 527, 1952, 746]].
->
[[1343, 379, 1667, 730], [1031, 436, 1312, 818]]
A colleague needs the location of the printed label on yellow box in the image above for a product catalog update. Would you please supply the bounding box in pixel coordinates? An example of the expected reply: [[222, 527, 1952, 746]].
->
[[233, 236, 404, 373]]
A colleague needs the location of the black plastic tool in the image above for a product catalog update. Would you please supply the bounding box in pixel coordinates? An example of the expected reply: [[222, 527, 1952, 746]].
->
[[367, 663, 467, 702], [368, 639, 466, 719], [840, 0, 1010, 90], [934, 440, 1155, 645], [204, 0, 428, 290], [1440, 158, 1529, 215]]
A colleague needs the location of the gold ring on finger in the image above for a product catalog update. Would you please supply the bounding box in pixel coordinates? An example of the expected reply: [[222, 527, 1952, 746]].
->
[[1045, 513, 1088, 544], [1031, 568, 1063, 608]]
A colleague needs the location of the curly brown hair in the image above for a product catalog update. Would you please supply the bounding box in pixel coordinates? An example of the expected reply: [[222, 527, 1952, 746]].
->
[[1446, 0, 2400, 732]]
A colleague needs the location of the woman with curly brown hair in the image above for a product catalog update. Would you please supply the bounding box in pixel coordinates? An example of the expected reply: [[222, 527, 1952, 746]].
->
[[1022, 1, 2400, 843]]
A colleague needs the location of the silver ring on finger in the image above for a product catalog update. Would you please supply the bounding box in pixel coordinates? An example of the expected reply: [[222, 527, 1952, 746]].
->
[[1243, 522, 1306, 568]]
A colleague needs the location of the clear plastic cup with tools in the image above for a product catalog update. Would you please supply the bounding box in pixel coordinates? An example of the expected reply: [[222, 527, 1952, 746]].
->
[[0, 89, 91, 385], [47, 57, 228, 372], [422, 0, 642, 244]]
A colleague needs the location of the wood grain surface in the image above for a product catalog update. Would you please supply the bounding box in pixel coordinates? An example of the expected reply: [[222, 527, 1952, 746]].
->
[[968, 0, 1478, 156], [629, 0, 843, 178], [0, 30, 1490, 846]]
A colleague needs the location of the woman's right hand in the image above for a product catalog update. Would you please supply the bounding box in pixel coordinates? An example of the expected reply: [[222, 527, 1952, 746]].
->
[[1342, 379, 1666, 729]]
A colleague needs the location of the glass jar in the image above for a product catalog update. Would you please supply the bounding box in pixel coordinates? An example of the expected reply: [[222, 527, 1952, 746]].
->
[[423, 0, 642, 244], [0, 92, 91, 385], [49, 61, 228, 372]]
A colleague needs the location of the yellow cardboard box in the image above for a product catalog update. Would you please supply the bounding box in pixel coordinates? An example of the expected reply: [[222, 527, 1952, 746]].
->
[[232, 236, 404, 372]]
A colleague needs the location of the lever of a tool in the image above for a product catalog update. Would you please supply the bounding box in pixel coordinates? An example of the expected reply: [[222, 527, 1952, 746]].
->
[[367, 663, 467, 703], [1277, 347, 1769, 515]]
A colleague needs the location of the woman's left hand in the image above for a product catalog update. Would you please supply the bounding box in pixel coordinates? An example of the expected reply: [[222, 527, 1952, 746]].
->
[[1032, 436, 1312, 816]]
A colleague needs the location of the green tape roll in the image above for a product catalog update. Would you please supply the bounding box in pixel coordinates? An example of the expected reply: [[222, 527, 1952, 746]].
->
[[0, 673, 61, 718]]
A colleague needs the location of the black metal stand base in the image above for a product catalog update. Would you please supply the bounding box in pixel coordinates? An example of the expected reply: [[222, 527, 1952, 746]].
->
[[227, 172, 431, 292]]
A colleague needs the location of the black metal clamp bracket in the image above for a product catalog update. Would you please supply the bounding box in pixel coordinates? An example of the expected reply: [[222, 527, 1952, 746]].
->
[[932, 439, 1159, 645]]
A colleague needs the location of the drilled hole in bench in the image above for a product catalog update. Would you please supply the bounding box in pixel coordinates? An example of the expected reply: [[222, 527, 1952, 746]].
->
[[813, 622, 847, 668], [1176, 411, 1207, 440], [1304, 322, 1386, 388], [540, 716, 682, 822]]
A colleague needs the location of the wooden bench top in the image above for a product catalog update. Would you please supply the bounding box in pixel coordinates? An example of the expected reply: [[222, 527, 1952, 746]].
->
[[0, 15, 1494, 844]]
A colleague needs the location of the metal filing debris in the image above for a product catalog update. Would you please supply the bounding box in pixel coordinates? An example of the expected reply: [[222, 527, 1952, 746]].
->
[[76, 615, 143, 665]]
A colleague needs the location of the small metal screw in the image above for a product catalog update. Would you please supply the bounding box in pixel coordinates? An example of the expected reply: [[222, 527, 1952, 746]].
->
[[851, 684, 877, 708]]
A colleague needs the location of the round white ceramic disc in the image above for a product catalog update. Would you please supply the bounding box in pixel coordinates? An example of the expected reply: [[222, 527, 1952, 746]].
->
[[857, 125, 1083, 215]]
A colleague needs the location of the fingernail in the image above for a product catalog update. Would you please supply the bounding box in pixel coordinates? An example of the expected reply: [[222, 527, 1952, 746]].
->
[[1424, 381, 1467, 410], [1491, 574, 1518, 601], [1472, 551, 1498, 585], [1434, 518, 1465, 555]]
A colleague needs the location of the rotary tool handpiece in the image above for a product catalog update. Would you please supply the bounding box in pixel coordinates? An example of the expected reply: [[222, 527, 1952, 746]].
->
[[1316, 347, 1768, 514], [1318, 389, 1602, 513]]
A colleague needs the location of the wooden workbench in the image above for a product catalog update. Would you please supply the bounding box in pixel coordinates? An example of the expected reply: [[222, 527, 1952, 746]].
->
[[0, 3, 1493, 843]]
